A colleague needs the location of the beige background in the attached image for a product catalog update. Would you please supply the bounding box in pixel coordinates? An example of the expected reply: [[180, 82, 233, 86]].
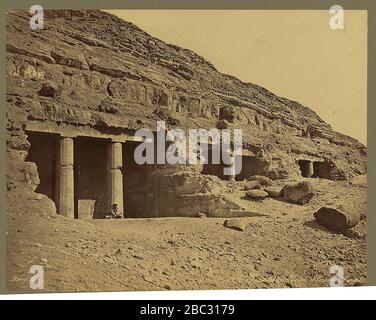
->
[[107, 10, 367, 145]]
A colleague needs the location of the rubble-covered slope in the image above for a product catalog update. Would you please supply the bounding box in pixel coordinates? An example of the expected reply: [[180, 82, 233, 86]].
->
[[6, 9, 366, 183]]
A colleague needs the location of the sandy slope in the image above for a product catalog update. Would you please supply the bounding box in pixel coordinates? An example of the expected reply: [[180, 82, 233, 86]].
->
[[6, 176, 367, 292]]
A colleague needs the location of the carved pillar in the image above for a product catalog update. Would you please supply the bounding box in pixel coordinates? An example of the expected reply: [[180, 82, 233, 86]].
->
[[227, 154, 236, 181], [56, 136, 74, 219], [107, 141, 124, 217], [308, 161, 314, 178]]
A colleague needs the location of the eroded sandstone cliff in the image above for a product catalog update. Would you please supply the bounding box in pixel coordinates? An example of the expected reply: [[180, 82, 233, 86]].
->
[[5, 10, 367, 217]]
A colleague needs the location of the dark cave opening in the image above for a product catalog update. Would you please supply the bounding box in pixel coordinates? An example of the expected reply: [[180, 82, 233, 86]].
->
[[26, 132, 59, 203], [122, 141, 153, 218], [298, 160, 313, 178], [74, 137, 107, 219], [312, 161, 330, 178]]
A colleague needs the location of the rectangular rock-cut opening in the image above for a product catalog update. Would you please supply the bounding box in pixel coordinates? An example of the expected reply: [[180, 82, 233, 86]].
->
[[74, 137, 107, 219], [312, 161, 330, 178], [298, 160, 313, 178], [200, 144, 226, 180], [123, 141, 153, 218], [235, 155, 268, 181], [26, 131, 59, 202]]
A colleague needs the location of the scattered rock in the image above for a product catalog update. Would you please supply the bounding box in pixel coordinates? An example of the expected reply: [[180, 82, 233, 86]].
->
[[40, 258, 48, 264], [34, 243, 43, 248], [342, 227, 365, 239], [314, 204, 361, 230], [248, 175, 272, 187], [246, 189, 268, 200], [284, 180, 313, 204], [223, 219, 247, 231], [264, 186, 284, 197], [245, 180, 262, 190], [38, 81, 59, 98], [196, 212, 207, 218]]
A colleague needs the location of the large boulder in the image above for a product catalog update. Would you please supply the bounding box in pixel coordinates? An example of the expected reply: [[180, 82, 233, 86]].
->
[[248, 175, 272, 187], [284, 180, 313, 205], [246, 189, 268, 200], [245, 180, 262, 190], [264, 186, 284, 198], [313, 205, 361, 230]]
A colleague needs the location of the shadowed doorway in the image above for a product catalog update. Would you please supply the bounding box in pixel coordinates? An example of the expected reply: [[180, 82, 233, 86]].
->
[[74, 137, 107, 219]]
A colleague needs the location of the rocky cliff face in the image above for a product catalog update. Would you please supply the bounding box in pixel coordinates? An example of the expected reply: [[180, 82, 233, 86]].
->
[[6, 10, 367, 204]]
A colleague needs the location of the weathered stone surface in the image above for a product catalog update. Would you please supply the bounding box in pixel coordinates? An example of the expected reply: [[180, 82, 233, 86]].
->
[[245, 180, 262, 190], [246, 189, 268, 200], [99, 99, 120, 114], [4, 9, 368, 224], [38, 81, 59, 98], [314, 205, 361, 230], [264, 186, 284, 198], [152, 107, 180, 125], [7, 189, 56, 217], [284, 181, 314, 205], [144, 167, 243, 218], [248, 175, 273, 187], [216, 119, 229, 130], [223, 219, 247, 231], [219, 107, 236, 123]]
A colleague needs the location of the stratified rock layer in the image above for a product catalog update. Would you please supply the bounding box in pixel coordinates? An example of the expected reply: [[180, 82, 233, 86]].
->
[[5, 10, 367, 216]]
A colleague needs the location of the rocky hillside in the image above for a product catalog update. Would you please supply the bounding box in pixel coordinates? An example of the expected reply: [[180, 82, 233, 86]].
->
[[6, 9, 366, 182]]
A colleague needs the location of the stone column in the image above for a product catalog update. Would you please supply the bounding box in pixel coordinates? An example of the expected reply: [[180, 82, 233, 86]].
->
[[224, 150, 236, 181], [107, 141, 124, 216], [227, 154, 236, 181], [57, 136, 74, 219], [308, 161, 314, 178]]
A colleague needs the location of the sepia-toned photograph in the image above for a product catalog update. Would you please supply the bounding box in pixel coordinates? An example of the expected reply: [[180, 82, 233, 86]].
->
[[5, 8, 367, 292]]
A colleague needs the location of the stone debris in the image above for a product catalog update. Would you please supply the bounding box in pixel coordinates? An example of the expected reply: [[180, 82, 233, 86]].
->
[[314, 204, 361, 230], [223, 219, 247, 232], [246, 190, 269, 200], [284, 180, 314, 205], [248, 176, 273, 187], [264, 186, 284, 198], [245, 180, 262, 190]]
